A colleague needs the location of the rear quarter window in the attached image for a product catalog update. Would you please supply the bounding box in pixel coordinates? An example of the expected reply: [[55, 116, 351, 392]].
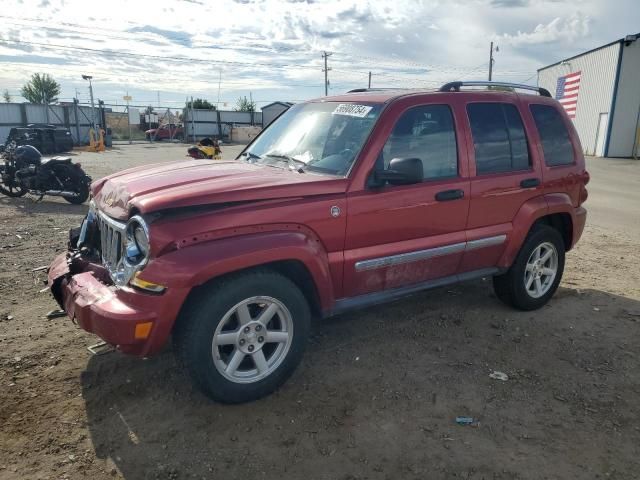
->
[[530, 104, 575, 166]]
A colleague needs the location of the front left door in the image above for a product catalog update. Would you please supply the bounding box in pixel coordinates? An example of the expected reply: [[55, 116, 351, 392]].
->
[[342, 102, 470, 298]]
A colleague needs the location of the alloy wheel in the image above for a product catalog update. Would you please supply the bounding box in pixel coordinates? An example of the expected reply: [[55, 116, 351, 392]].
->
[[524, 241, 558, 298], [211, 296, 293, 384]]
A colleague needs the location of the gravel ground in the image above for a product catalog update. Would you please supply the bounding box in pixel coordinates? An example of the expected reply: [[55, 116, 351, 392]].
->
[[1, 144, 639, 480]]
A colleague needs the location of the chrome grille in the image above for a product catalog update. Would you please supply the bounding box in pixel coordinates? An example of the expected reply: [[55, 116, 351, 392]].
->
[[96, 211, 126, 273]]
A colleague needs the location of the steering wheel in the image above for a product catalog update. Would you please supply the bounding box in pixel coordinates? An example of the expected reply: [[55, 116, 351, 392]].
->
[[339, 148, 354, 158]]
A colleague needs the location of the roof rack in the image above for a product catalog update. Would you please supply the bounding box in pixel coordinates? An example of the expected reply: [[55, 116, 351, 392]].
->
[[439, 81, 551, 97], [346, 88, 408, 93]]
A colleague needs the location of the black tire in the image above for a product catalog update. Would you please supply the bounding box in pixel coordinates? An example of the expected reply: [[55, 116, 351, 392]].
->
[[173, 270, 311, 403], [0, 182, 27, 197], [493, 224, 565, 311], [63, 182, 89, 204], [52, 164, 90, 204]]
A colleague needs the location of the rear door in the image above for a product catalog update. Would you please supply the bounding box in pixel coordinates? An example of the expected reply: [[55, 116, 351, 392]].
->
[[459, 97, 544, 273], [343, 101, 471, 298], [527, 102, 583, 206]]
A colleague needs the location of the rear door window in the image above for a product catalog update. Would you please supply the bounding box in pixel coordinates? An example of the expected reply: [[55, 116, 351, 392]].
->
[[530, 104, 575, 166], [467, 103, 531, 175]]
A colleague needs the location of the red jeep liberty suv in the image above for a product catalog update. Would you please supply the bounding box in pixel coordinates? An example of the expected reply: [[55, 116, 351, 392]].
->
[[48, 81, 589, 403]]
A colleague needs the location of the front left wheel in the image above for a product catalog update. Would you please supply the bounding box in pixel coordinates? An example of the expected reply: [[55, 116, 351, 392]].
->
[[173, 270, 311, 403]]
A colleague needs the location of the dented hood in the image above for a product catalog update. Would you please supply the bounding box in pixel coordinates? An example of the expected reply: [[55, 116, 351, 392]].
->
[[91, 159, 346, 219]]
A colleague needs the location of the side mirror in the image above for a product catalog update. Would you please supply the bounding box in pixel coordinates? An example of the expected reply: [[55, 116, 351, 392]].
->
[[373, 157, 423, 186]]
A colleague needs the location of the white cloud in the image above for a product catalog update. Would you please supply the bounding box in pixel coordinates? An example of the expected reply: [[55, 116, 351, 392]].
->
[[499, 12, 592, 46], [0, 0, 636, 107]]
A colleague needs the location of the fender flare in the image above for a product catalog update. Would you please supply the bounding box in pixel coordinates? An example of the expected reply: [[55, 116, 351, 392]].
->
[[497, 193, 576, 268], [139, 230, 335, 311]]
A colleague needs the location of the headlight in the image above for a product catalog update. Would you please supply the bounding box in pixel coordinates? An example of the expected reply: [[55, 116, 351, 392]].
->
[[124, 215, 150, 266]]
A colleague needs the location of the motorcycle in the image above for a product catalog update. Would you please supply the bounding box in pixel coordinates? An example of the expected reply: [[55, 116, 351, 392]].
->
[[0, 142, 91, 204], [187, 137, 222, 160]]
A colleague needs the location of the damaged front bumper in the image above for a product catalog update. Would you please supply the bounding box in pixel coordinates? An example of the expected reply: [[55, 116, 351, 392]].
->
[[48, 251, 189, 356]]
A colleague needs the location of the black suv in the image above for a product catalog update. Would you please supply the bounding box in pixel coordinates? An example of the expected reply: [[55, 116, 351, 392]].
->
[[4, 125, 74, 154]]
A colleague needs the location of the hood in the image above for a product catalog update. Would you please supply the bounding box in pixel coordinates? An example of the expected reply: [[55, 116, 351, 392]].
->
[[91, 159, 346, 219]]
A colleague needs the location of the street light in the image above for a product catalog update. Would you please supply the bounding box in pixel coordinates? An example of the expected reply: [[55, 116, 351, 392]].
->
[[81, 74, 97, 134]]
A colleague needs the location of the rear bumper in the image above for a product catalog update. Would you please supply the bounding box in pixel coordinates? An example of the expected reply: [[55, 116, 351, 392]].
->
[[571, 206, 587, 249], [48, 253, 189, 356]]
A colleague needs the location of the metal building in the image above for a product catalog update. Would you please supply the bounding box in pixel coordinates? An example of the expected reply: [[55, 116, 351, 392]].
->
[[538, 33, 640, 157], [261, 102, 293, 128]]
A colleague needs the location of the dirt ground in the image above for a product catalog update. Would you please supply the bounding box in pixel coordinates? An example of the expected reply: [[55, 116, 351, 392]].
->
[[1, 144, 639, 480]]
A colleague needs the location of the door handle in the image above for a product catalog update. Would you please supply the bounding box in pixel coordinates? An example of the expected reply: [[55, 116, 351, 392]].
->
[[435, 189, 464, 201], [520, 178, 541, 188]]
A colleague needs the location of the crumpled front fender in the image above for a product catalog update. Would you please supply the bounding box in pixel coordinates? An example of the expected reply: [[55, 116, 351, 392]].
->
[[138, 230, 335, 311]]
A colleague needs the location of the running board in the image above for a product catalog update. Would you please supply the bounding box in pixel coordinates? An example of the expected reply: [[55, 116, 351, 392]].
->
[[327, 267, 502, 317]]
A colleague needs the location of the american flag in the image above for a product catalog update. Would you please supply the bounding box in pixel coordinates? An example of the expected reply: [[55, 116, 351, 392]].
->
[[555, 71, 581, 119]]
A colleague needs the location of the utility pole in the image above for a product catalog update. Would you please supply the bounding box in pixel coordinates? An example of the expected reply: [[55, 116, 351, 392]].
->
[[41, 85, 49, 123], [249, 91, 254, 126], [82, 75, 97, 133], [368, 71, 372, 89], [322, 51, 332, 96], [488, 41, 498, 81], [190, 96, 196, 143], [124, 92, 132, 144], [216, 69, 222, 110]]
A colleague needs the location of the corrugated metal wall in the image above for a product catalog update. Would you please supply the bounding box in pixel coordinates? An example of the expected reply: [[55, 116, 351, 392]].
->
[[262, 104, 291, 127], [183, 109, 262, 140], [0, 103, 101, 145], [538, 42, 621, 156], [609, 40, 640, 157]]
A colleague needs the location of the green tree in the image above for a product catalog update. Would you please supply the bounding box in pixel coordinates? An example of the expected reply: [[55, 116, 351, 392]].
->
[[186, 98, 216, 110], [2, 89, 11, 102], [235, 95, 256, 113], [20, 73, 61, 104]]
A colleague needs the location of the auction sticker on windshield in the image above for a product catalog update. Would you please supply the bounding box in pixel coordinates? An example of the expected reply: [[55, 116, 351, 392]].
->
[[332, 104, 373, 118]]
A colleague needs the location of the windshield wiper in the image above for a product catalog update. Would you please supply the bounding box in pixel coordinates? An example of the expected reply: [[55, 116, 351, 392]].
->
[[239, 151, 262, 162], [264, 153, 306, 173]]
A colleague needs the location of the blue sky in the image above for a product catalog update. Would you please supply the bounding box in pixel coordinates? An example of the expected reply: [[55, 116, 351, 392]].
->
[[0, 0, 638, 110]]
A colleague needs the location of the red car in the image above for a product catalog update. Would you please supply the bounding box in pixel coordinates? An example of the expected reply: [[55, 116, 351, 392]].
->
[[49, 81, 589, 403], [145, 123, 184, 141]]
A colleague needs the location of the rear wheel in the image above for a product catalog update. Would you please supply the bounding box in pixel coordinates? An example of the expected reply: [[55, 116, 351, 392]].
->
[[174, 270, 311, 403], [63, 182, 89, 204], [52, 164, 90, 204], [493, 224, 565, 311]]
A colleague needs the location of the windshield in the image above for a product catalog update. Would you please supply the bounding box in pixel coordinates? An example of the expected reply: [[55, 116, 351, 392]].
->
[[242, 102, 382, 176]]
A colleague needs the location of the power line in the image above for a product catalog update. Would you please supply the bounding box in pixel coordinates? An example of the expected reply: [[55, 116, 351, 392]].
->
[[0, 39, 324, 72], [1, 38, 472, 90], [0, 17, 535, 77]]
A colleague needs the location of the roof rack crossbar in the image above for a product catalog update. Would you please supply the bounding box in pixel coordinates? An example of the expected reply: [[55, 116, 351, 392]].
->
[[439, 81, 551, 97]]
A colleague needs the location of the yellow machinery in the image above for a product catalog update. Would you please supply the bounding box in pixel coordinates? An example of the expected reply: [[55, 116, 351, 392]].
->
[[86, 128, 105, 152], [187, 138, 222, 159]]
